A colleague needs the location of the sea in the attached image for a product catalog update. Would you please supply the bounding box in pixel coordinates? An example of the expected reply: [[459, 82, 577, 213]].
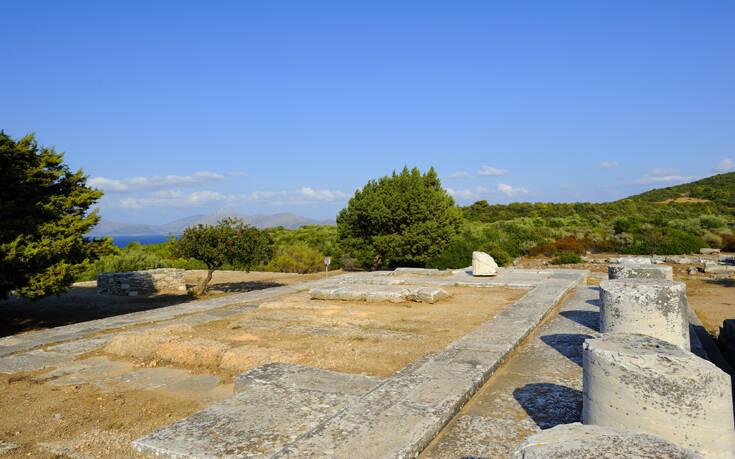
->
[[107, 235, 176, 248]]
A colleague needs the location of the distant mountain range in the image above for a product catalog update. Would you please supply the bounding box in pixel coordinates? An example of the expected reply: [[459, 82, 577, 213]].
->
[[89, 211, 336, 236]]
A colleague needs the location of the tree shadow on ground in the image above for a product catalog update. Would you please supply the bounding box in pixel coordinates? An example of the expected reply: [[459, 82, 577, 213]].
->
[[0, 280, 285, 338], [206, 281, 283, 293], [513, 383, 582, 429], [559, 310, 600, 332], [706, 278, 735, 288], [539, 333, 594, 366]]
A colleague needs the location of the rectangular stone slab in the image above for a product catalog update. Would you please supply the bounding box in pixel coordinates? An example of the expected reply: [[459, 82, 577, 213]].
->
[[132, 364, 386, 458]]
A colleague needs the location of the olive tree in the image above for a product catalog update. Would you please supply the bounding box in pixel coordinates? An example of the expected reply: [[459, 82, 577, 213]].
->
[[171, 218, 273, 295]]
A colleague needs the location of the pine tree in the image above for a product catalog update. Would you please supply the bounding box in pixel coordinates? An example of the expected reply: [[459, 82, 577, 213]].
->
[[0, 131, 112, 299], [337, 166, 462, 269]]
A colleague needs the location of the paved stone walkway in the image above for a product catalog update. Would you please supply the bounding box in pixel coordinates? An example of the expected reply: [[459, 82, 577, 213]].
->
[[130, 270, 586, 457]]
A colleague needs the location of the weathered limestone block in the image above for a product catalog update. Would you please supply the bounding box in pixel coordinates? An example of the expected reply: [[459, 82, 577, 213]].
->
[[608, 263, 673, 280], [718, 254, 735, 265], [513, 423, 700, 458], [616, 256, 652, 264], [700, 248, 720, 255], [472, 251, 498, 276], [309, 285, 450, 303], [97, 268, 185, 295], [388, 267, 451, 276], [599, 279, 689, 350], [704, 264, 735, 273], [582, 333, 735, 457]]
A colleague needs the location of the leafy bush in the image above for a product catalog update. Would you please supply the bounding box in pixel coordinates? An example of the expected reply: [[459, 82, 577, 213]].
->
[[720, 233, 735, 252], [266, 245, 324, 274], [530, 236, 587, 257], [551, 252, 582, 265], [337, 167, 462, 269], [476, 241, 511, 267], [425, 232, 482, 269], [703, 232, 723, 248]]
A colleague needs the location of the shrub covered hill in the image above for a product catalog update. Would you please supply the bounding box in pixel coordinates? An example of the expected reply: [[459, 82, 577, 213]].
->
[[446, 172, 735, 267]]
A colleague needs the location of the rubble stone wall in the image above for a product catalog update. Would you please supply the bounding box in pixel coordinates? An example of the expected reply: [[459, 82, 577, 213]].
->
[[97, 268, 186, 296]]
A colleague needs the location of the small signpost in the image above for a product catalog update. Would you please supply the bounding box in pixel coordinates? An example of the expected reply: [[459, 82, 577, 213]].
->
[[324, 256, 331, 278]]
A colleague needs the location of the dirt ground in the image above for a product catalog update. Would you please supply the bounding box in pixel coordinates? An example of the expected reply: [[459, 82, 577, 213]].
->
[[0, 284, 523, 458], [102, 285, 525, 379], [0, 270, 334, 338], [0, 371, 202, 458], [682, 277, 735, 337]]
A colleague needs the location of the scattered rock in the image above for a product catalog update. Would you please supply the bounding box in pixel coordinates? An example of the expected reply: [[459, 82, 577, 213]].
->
[[472, 251, 498, 276], [687, 266, 698, 275], [700, 248, 720, 254]]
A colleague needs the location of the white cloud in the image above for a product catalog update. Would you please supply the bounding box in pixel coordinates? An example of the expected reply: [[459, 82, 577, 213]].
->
[[649, 167, 678, 177], [89, 172, 226, 192], [713, 158, 735, 173], [116, 187, 348, 209], [445, 186, 489, 200], [638, 168, 697, 183], [497, 183, 529, 196], [477, 165, 509, 176], [448, 171, 470, 179], [227, 171, 248, 177], [599, 161, 619, 168]]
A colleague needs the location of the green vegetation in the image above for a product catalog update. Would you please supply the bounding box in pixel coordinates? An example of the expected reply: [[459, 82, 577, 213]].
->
[[171, 218, 273, 294], [336, 166, 462, 269], [265, 244, 324, 274], [552, 252, 582, 265], [73, 170, 735, 282], [0, 131, 112, 299]]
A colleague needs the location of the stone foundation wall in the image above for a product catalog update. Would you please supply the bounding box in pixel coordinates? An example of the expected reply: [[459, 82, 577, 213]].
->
[[97, 268, 186, 296]]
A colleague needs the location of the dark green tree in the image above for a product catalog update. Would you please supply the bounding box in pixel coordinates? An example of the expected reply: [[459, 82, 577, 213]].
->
[[337, 166, 462, 269], [0, 131, 112, 300], [171, 218, 273, 295]]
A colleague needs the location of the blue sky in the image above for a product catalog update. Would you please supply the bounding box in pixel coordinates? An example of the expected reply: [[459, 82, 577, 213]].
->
[[2, 1, 734, 224]]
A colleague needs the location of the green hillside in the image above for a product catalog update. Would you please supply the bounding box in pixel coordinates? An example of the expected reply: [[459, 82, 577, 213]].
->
[[625, 171, 735, 207], [448, 173, 735, 263]]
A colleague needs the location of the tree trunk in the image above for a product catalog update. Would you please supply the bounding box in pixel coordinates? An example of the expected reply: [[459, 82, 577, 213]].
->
[[197, 268, 214, 296]]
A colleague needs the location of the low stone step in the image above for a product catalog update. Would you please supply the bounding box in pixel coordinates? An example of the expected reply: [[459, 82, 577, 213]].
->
[[309, 284, 450, 303], [131, 364, 386, 458]]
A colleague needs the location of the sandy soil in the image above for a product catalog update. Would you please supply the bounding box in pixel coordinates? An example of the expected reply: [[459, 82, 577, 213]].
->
[[0, 284, 523, 457], [104, 285, 525, 379], [0, 371, 201, 458], [0, 270, 335, 338], [682, 277, 735, 337]]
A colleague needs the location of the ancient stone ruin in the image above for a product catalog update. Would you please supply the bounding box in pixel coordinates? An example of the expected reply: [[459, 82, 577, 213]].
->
[[97, 268, 186, 296], [513, 258, 735, 458]]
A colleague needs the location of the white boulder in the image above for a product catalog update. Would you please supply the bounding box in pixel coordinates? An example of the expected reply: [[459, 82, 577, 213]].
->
[[472, 251, 498, 277]]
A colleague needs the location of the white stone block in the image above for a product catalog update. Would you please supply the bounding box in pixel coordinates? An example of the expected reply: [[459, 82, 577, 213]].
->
[[582, 333, 735, 457], [513, 423, 699, 458], [608, 263, 673, 280], [599, 279, 689, 350], [472, 251, 498, 276]]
